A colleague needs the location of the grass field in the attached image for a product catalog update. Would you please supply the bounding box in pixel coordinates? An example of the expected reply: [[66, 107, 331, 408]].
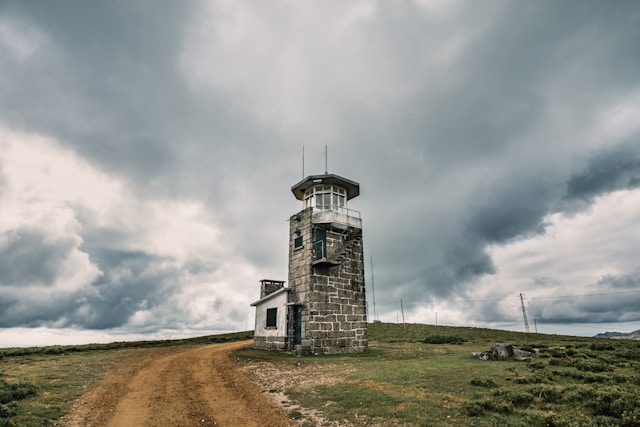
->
[[1, 324, 639, 426], [233, 323, 640, 426]]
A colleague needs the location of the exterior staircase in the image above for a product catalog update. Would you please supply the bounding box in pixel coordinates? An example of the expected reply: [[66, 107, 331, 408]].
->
[[334, 229, 362, 264]]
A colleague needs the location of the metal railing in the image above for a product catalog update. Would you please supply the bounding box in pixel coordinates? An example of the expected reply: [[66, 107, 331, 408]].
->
[[312, 206, 362, 228], [313, 205, 360, 218]]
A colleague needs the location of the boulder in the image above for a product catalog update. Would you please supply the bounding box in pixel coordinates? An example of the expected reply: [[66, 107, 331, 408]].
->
[[472, 343, 534, 361], [491, 343, 513, 360]]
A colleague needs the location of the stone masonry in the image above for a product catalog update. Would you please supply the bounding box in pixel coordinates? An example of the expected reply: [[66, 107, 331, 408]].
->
[[288, 207, 368, 354]]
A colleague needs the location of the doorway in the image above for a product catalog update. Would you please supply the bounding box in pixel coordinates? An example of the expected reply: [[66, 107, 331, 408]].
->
[[294, 305, 302, 345]]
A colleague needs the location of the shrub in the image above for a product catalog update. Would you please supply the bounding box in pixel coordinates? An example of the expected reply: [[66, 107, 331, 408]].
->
[[548, 357, 572, 366], [464, 401, 486, 416], [590, 342, 616, 351], [470, 378, 497, 388], [0, 380, 37, 405], [574, 359, 613, 373], [493, 389, 535, 407], [585, 385, 639, 419], [563, 385, 593, 404], [582, 373, 620, 384], [549, 347, 568, 358], [528, 360, 546, 370], [0, 403, 16, 418], [542, 412, 613, 427], [621, 408, 640, 427], [566, 347, 579, 356], [463, 399, 513, 416], [528, 385, 564, 403], [619, 348, 640, 361], [515, 373, 550, 385], [423, 335, 467, 344]]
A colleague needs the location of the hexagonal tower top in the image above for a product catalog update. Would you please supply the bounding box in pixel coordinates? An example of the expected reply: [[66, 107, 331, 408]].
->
[[291, 173, 361, 230], [291, 173, 360, 201]]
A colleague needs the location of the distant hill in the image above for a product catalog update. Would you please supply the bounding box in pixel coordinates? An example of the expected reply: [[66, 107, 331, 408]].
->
[[594, 329, 640, 340]]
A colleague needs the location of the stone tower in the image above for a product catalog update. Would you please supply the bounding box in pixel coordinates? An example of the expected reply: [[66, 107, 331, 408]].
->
[[287, 173, 368, 354]]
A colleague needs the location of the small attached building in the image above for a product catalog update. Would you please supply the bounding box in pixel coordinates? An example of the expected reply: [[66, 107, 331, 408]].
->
[[250, 280, 289, 350]]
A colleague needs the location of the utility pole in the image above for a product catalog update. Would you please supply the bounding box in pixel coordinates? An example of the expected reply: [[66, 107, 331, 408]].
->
[[520, 293, 530, 333], [370, 256, 377, 321]]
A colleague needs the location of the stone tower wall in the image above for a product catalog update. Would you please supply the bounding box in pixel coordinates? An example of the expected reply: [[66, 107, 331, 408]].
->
[[288, 207, 314, 306], [288, 207, 368, 354]]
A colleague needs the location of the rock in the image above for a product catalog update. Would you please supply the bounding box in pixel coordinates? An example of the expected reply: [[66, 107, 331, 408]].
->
[[512, 347, 534, 361], [471, 351, 490, 360], [472, 343, 534, 361]]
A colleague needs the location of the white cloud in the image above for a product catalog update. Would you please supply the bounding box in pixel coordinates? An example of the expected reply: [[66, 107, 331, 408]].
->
[[0, 123, 260, 340], [466, 189, 640, 320]]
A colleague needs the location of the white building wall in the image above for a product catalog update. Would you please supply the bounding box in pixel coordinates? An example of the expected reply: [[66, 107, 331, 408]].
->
[[253, 289, 289, 350]]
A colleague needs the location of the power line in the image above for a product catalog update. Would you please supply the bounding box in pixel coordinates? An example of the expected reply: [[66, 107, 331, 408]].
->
[[375, 289, 640, 307], [529, 290, 640, 300]]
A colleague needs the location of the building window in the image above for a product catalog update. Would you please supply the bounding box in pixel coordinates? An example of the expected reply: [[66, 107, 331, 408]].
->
[[303, 185, 346, 211], [315, 228, 327, 260], [294, 235, 303, 250], [266, 308, 277, 328]]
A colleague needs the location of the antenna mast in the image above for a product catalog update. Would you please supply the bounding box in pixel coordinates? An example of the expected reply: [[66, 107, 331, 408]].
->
[[324, 145, 328, 174], [520, 293, 530, 333]]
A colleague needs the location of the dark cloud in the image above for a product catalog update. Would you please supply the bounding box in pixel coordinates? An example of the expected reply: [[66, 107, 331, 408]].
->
[[597, 271, 640, 290], [564, 140, 640, 207], [338, 2, 640, 310], [532, 294, 640, 324], [466, 181, 558, 244], [1, 1, 640, 338], [0, 1, 282, 200], [78, 249, 177, 329], [0, 246, 177, 329], [528, 271, 640, 324], [0, 228, 76, 286]]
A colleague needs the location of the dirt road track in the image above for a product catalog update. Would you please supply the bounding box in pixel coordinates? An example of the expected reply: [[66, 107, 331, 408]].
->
[[60, 340, 296, 427]]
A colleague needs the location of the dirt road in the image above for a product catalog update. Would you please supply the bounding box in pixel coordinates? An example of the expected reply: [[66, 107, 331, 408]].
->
[[60, 340, 296, 427]]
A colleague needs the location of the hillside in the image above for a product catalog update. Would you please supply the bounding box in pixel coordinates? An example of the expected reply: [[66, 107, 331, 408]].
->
[[236, 323, 640, 426], [2, 324, 640, 426], [594, 329, 640, 340]]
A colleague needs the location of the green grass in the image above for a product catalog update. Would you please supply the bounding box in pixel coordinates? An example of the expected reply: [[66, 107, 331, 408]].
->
[[233, 323, 640, 426], [3, 324, 640, 426], [0, 331, 252, 426]]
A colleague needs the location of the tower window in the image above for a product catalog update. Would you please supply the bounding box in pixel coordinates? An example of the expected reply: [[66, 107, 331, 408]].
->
[[303, 185, 346, 211], [294, 235, 303, 250], [315, 228, 327, 259], [266, 308, 277, 327]]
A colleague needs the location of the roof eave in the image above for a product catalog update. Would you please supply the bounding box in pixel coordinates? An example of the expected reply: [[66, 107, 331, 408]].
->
[[250, 287, 290, 306], [291, 174, 360, 201]]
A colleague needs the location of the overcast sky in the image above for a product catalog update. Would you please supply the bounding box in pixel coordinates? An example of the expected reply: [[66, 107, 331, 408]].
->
[[1, 1, 640, 347]]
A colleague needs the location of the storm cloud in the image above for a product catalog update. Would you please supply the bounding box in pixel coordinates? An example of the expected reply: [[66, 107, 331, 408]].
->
[[1, 1, 640, 344]]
